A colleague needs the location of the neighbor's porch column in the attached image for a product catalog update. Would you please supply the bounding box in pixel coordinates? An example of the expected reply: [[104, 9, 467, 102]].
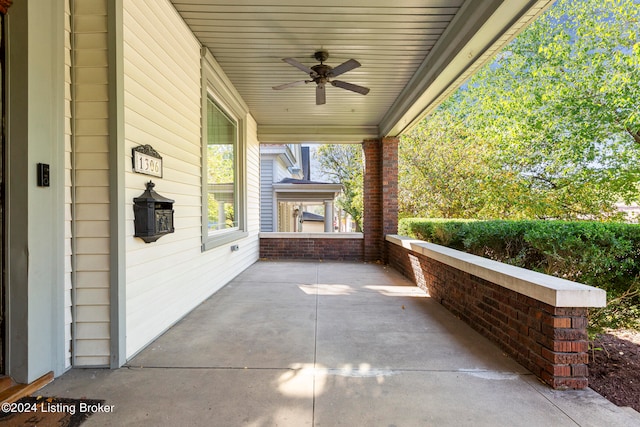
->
[[218, 200, 226, 229], [363, 137, 398, 262], [324, 199, 334, 232]]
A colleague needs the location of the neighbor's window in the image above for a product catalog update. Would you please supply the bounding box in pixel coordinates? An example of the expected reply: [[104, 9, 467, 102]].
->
[[206, 97, 238, 234]]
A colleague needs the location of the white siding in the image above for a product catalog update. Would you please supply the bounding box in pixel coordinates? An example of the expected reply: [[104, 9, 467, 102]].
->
[[71, 0, 111, 367], [123, 0, 260, 358]]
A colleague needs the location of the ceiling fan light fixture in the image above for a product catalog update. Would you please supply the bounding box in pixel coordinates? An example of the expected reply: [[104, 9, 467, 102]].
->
[[273, 50, 370, 105]]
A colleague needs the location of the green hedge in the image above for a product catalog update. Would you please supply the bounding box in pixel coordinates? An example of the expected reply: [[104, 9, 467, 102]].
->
[[399, 218, 640, 331]]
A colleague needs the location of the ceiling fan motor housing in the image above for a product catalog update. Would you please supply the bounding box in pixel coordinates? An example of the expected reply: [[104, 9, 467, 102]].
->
[[311, 64, 332, 82], [314, 50, 329, 62]]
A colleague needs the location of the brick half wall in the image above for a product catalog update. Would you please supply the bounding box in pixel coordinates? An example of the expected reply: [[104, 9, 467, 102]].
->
[[260, 233, 364, 261], [386, 235, 606, 390]]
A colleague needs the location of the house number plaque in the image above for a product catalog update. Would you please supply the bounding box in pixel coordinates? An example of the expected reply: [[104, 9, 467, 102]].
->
[[132, 144, 163, 178]]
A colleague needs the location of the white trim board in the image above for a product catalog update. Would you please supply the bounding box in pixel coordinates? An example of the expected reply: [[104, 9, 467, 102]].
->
[[386, 234, 606, 308]]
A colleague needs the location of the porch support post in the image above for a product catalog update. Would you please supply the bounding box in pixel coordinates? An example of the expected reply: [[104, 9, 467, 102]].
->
[[6, 0, 67, 382], [382, 137, 399, 240], [108, 0, 127, 369], [324, 200, 334, 232], [218, 200, 226, 229], [363, 137, 398, 262]]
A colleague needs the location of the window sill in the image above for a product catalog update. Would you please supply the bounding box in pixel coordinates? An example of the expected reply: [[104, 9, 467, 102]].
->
[[203, 230, 248, 251]]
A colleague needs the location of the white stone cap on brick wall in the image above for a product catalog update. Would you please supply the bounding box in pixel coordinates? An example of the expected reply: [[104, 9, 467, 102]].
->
[[260, 232, 364, 239], [386, 234, 607, 308]]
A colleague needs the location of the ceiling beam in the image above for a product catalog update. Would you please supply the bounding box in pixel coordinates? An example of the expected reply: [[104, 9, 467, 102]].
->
[[258, 124, 380, 144]]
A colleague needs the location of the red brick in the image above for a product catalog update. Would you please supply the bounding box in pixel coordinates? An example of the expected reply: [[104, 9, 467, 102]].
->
[[539, 370, 588, 390], [363, 140, 382, 262], [552, 340, 588, 353], [549, 364, 572, 377], [553, 328, 588, 341], [529, 328, 552, 348], [541, 347, 588, 364], [529, 349, 549, 371], [571, 317, 588, 329], [571, 364, 589, 377], [260, 238, 364, 261], [549, 317, 572, 328], [554, 307, 588, 316]]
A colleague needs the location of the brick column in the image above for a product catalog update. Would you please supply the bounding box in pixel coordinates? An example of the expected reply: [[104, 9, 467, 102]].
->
[[382, 137, 399, 239], [363, 140, 382, 261], [363, 137, 399, 262], [0, 0, 13, 14]]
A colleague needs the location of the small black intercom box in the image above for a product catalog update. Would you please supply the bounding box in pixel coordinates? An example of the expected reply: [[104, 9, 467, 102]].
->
[[37, 163, 50, 187]]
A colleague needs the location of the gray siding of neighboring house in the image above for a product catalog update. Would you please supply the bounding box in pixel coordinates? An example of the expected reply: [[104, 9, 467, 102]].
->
[[261, 159, 274, 232]]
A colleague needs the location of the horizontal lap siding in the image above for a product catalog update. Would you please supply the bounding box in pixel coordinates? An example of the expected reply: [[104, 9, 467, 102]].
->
[[72, 0, 111, 367], [123, 0, 259, 358], [247, 117, 261, 236], [260, 159, 273, 231], [64, 0, 72, 369]]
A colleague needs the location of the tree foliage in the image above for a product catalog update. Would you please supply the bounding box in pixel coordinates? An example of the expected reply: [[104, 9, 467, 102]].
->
[[400, 0, 640, 220], [207, 145, 235, 229], [315, 144, 364, 230], [399, 109, 495, 218]]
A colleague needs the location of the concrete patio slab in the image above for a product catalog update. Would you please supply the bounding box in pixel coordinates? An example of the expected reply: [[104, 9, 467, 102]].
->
[[314, 371, 571, 427], [38, 367, 313, 427], [527, 379, 640, 427], [316, 263, 411, 287], [233, 261, 320, 284], [37, 261, 640, 426], [129, 287, 317, 369]]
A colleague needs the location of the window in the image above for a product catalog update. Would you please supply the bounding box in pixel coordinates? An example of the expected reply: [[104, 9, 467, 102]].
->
[[201, 50, 247, 250], [202, 94, 246, 250], [206, 98, 237, 233]]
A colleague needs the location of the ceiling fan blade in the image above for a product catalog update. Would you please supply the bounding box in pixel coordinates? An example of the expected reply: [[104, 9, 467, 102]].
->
[[282, 58, 316, 76], [272, 80, 310, 90], [316, 84, 326, 105], [329, 59, 361, 78], [331, 80, 370, 95]]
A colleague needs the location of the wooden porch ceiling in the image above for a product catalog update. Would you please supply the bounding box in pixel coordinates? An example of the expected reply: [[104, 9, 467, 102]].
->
[[170, 0, 553, 143]]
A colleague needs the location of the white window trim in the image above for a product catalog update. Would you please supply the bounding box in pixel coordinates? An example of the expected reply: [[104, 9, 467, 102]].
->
[[201, 48, 248, 250]]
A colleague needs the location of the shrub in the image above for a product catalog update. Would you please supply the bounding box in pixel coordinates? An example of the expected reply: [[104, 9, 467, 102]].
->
[[398, 218, 471, 248], [398, 218, 640, 331]]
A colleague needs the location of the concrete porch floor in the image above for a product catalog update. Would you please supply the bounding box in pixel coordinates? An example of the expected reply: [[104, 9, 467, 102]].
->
[[40, 261, 639, 426]]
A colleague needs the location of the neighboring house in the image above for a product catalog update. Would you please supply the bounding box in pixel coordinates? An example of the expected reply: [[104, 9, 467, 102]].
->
[[1, 0, 553, 388], [301, 211, 325, 232], [260, 145, 343, 232], [615, 203, 640, 223], [260, 144, 303, 232]]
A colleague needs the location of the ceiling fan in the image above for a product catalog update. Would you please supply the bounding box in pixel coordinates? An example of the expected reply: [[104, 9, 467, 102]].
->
[[272, 50, 370, 105]]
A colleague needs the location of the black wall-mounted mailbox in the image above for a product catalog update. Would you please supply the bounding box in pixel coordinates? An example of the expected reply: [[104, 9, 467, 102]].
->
[[134, 181, 175, 243]]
